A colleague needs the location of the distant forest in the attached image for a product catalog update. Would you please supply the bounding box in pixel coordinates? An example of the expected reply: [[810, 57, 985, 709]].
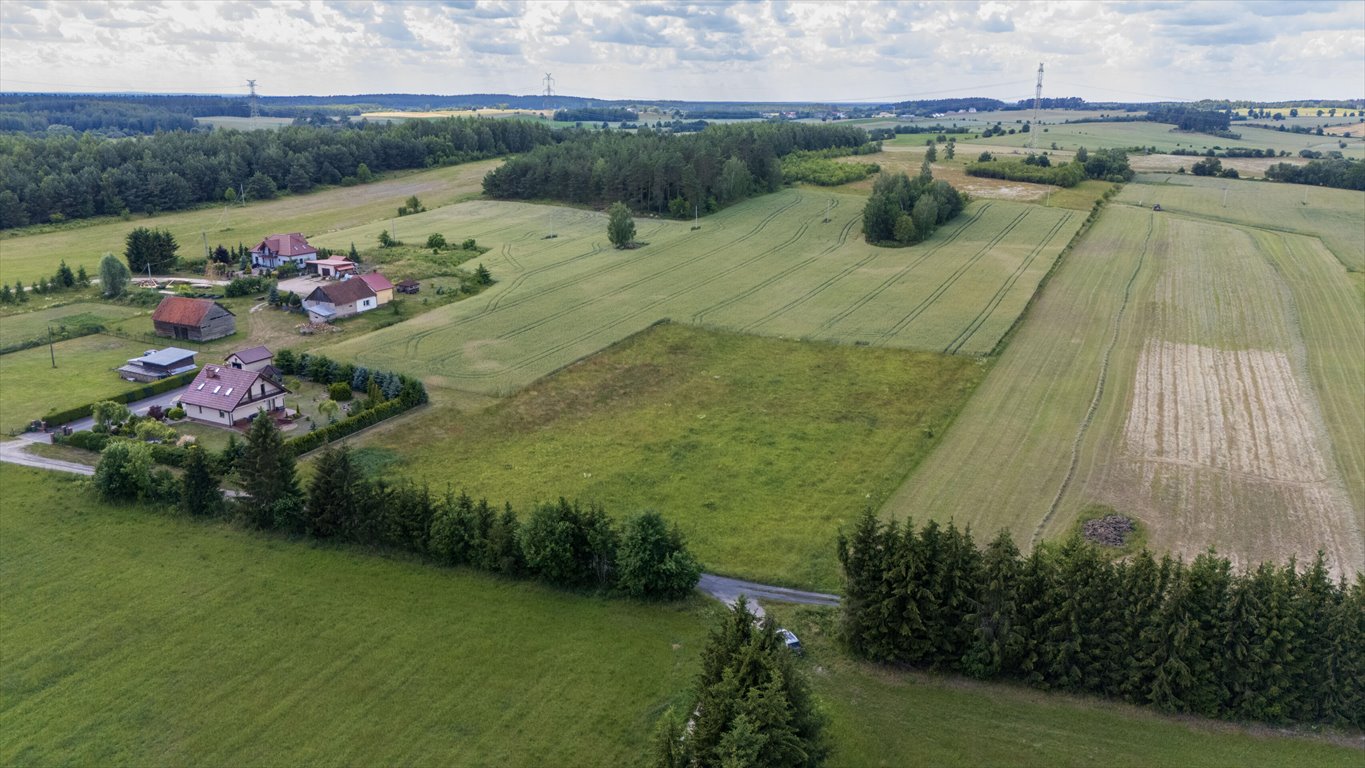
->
[[0, 118, 555, 229], [1265, 158, 1365, 191], [482, 122, 870, 216], [553, 107, 638, 123]]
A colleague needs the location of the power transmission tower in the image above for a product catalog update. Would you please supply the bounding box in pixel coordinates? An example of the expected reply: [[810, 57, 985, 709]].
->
[[1029, 62, 1043, 150], [247, 79, 259, 119], [542, 72, 555, 111]]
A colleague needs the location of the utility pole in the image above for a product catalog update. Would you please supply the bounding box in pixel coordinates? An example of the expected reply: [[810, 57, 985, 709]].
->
[[247, 79, 259, 119], [47, 324, 56, 369], [1029, 62, 1044, 150]]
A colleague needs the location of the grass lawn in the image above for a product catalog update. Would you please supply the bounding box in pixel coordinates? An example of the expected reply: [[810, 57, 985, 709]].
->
[[0, 301, 145, 350], [342, 323, 986, 590], [769, 605, 1361, 767], [0, 465, 709, 767], [0, 334, 162, 433]]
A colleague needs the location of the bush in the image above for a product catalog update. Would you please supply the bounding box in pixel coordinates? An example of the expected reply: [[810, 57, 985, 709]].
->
[[225, 275, 275, 297], [93, 440, 153, 501], [327, 382, 353, 402], [615, 511, 701, 599], [166, 406, 186, 420], [284, 398, 414, 456]]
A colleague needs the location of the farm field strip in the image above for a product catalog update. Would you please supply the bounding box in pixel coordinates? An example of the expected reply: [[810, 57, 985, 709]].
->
[[886, 183, 1364, 576], [0, 333, 169, 433], [322, 191, 1083, 394], [968, 119, 1365, 159], [0, 302, 145, 350]]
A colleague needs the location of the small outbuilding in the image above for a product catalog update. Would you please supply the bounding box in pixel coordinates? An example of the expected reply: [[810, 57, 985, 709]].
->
[[359, 272, 395, 305], [179, 364, 290, 427], [396, 278, 420, 295], [117, 347, 198, 382], [151, 296, 236, 342], [306, 256, 358, 278], [225, 345, 274, 373]]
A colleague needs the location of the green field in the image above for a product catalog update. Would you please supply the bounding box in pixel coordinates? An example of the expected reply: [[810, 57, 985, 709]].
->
[[771, 606, 1360, 768], [4, 465, 1356, 767], [885, 180, 1365, 575], [340, 323, 985, 589], [0, 334, 161, 433], [0, 302, 145, 350], [0, 466, 707, 766], [962, 119, 1365, 159], [319, 191, 1081, 393], [0, 158, 500, 284]]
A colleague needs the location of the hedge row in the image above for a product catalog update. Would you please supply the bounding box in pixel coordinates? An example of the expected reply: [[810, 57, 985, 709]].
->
[[40, 369, 199, 427], [55, 430, 189, 467], [284, 398, 414, 457]]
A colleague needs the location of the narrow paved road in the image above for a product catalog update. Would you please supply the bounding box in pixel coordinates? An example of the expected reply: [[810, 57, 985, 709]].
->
[[697, 573, 840, 617], [0, 450, 841, 608]]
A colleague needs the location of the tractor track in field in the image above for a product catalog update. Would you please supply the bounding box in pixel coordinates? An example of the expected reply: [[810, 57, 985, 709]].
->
[[942, 211, 1074, 355], [1032, 212, 1156, 547], [814, 204, 991, 336], [500, 243, 522, 271], [871, 208, 1032, 347], [688, 201, 857, 325], [740, 213, 880, 333]]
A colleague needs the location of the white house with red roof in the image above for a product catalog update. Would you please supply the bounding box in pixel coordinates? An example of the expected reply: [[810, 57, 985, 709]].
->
[[179, 364, 290, 427], [250, 233, 317, 269]]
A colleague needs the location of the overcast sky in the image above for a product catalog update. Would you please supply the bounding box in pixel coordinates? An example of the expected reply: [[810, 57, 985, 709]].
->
[[1, 1, 1361, 103]]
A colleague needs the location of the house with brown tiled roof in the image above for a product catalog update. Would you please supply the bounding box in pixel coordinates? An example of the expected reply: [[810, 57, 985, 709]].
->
[[179, 364, 289, 427], [151, 296, 236, 341], [251, 233, 317, 269], [303, 279, 377, 323]]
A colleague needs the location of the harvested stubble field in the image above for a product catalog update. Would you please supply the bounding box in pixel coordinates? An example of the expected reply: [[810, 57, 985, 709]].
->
[[886, 180, 1365, 576], [0, 158, 500, 284], [319, 190, 1081, 393]]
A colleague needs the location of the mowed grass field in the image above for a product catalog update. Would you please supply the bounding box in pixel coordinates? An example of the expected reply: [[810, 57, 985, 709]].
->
[[319, 190, 1081, 393], [0, 466, 708, 767], [0, 334, 160, 433], [965, 119, 1365, 159], [0, 158, 501, 284], [0, 302, 145, 349], [341, 323, 986, 590], [886, 180, 1365, 575], [4, 466, 1356, 768]]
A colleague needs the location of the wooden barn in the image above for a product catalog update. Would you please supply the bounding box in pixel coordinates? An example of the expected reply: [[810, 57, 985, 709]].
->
[[151, 296, 236, 342]]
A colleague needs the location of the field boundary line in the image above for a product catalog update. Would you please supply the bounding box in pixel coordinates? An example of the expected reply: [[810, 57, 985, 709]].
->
[[1032, 206, 1153, 546]]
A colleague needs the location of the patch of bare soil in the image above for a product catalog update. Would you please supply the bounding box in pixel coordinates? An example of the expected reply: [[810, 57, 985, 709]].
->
[[1118, 339, 1363, 575]]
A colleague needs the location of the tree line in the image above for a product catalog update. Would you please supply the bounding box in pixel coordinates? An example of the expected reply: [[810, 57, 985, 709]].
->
[[838, 512, 1364, 729], [1265, 157, 1365, 191], [481, 122, 871, 216], [0, 97, 198, 135], [93, 412, 701, 601], [0, 117, 557, 229], [554, 107, 638, 122], [966, 147, 1133, 188]]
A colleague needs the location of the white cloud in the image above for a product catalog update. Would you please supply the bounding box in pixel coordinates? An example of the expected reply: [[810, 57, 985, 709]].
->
[[0, 0, 1359, 101]]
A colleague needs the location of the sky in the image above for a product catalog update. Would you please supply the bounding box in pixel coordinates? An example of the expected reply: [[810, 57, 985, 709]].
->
[[1, 1, 1362, 103]]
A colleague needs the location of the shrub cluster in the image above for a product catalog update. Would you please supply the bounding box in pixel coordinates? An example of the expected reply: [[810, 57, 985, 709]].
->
[[284, 398, 411, 456], [781, 150, 880, 186], [224, 275, 275, 297], [0, 259, 90, 304], [838, 511, 1364, 728]]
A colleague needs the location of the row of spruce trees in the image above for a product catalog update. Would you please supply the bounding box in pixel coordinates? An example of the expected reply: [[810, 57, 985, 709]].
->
[[177, 415, 700, 600], [653, 598, 828, 768], [837, 511, 1364, 728]]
